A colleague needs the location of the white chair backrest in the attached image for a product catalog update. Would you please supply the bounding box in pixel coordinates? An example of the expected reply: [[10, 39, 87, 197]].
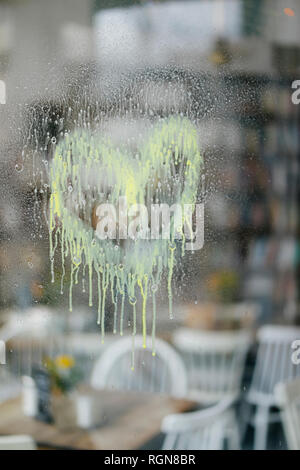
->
[[161, 397, 235, 450], [0, 435, 36, 450], [0, 322, 23, 343], [91, 335, 188, 398], [173, 328, 251, 403], [275, 378, 300, 450], [251, 325, 300, 397]]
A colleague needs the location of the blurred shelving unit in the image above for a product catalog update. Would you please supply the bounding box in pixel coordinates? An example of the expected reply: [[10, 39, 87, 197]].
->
[[202, 73, 299, 324]]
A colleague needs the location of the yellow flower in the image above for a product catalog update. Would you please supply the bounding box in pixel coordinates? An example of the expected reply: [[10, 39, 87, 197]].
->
[[55, 355, 75, 369]]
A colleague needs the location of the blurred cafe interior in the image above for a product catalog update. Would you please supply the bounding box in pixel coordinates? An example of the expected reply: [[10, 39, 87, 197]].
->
[[0, 0, 299, 451]]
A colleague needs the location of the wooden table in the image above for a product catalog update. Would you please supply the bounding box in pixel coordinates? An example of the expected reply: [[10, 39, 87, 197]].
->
[[0, 391, 195, 450]]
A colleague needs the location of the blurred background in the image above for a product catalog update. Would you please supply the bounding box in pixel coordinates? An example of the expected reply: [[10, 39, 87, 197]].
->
[[0, 0, 299, 451]]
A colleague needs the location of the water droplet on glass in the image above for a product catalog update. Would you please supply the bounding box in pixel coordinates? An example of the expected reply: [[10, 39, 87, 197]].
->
[[15, 163, 23, 173]]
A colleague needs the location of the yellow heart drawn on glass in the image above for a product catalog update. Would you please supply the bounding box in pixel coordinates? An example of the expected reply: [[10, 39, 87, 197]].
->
[[49, 116, 203, 355]]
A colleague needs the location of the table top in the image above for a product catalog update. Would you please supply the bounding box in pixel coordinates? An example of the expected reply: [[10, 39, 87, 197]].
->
[[0, 390, 195, 450]]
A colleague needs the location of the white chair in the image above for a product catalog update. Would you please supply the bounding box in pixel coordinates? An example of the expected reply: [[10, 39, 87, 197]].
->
[[91, 335, 188, 398], [0, 435, 36, 450], [161, 397, 239, 450], [246, 325, 300, 450], [275, 378, 300, 450], [172, 328, 251, 404]]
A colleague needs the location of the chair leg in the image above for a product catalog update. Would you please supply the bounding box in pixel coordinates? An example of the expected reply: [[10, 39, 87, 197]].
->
[[240, 400, 252, 443], [227, 410, 241, 450], [228, 423, 241, 450], [253, 405, 270, 450]]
